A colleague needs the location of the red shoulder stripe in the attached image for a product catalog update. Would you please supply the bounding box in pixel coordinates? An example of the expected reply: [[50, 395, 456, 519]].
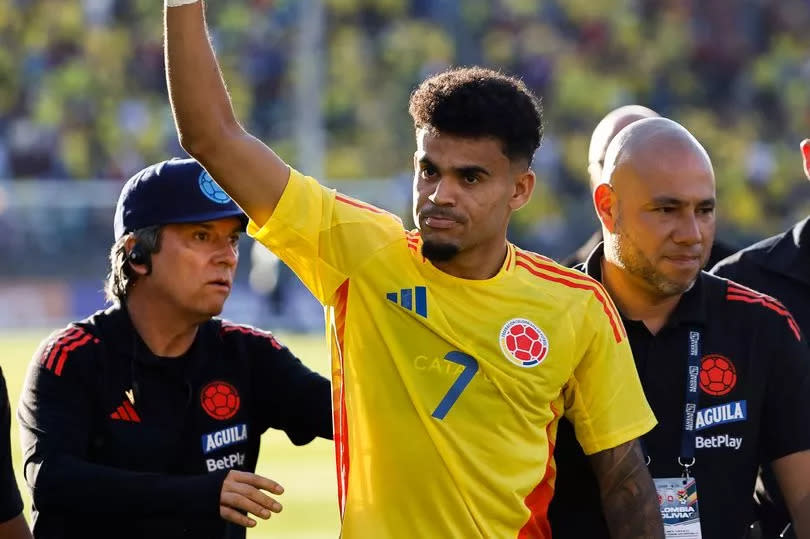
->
[[725, 281, 800, 340], [41, 328, 83, 369], [518, 251, 627, 337], [54, 334, 95, 376], [726, 284, 787, 309], [221, 323, 283, 350], [405, 232, 420, 254], [42, 327, 98, 375], [725, 293, 802, 341], [335, 193, 387, 215], [516, 251, 625, 339], [515, 253, 623, 343]]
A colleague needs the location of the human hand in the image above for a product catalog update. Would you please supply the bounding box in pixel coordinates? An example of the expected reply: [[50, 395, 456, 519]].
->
[[219, 470, 284, 527]]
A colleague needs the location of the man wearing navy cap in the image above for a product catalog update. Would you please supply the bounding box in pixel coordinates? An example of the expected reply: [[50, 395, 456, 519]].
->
[[18, 159, 333, 538]]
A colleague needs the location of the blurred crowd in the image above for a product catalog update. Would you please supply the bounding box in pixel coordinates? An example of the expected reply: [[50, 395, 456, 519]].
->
[[2, 0, 810, 250]]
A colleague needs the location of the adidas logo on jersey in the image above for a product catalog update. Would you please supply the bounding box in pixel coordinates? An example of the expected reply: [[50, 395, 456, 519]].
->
[[386, 286, 428, 318], [110, 398, 141, 423]]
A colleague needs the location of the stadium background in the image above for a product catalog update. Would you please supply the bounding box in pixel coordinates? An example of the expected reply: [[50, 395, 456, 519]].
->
[[1, 0, 809, 535]]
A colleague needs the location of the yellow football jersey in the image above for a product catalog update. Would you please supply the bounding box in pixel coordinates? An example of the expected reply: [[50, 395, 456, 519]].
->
[[249, 169, 656, 538]]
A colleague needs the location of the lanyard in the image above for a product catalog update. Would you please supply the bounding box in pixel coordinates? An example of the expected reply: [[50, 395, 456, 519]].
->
[[640, 328, 701, 475], [680, 329, 701, 475]]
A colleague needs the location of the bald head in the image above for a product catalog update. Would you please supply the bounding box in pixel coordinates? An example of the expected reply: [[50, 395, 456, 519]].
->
[[593, 117, 716, 300], [601, 117, 714, 189], [588, 105, 659, 188]]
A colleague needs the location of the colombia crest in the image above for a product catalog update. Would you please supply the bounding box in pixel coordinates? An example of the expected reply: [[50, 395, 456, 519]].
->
[[699, 354, 737, 396], [201, 381, 241, 420], [499, 318, 549, 368]]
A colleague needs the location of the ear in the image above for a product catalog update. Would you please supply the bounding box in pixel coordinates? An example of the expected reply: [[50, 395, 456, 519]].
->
[[801, 139, 810, 180], [509, 169, 536, 211], [593, 183, 618, 233], [124, 236, 149, 276]]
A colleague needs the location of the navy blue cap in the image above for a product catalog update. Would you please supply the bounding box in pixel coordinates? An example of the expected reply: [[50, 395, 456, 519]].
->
[[114, 158, 248, 240]]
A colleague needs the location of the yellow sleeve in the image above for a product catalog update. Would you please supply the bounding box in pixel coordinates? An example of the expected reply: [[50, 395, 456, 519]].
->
[[248, 168, 405, 304], [563, 296, 657, 455]]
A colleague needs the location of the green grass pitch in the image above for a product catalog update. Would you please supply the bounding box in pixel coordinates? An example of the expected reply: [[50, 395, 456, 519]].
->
[[1, 330, 339, 538]]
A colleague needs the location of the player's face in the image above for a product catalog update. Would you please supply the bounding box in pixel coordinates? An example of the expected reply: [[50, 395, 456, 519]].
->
[[148, 218, 241, 319], [412, 129, 532, 263], [605, 153, 715, 297]]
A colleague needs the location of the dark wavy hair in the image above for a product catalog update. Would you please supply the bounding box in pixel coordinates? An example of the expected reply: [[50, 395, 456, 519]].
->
[[408, 66, 543, 165], [104, 225, 163, 304]]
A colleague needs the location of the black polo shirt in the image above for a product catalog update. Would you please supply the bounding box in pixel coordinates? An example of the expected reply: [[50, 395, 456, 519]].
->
[[550, 244, 810, 539], [0, 366, 24, 523], [712, 216, 810, 537], [18, 305, 332, 539], [712, 217, 810, 345]]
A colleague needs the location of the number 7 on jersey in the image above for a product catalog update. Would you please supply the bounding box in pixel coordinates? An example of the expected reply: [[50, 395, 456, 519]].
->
[[431, 351, 479, 420]]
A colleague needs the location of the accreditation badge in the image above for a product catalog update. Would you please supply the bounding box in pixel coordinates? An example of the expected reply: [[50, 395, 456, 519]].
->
[[653, 477, 701, 538]]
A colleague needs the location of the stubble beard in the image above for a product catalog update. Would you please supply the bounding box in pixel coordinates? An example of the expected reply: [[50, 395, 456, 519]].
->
[[607, 220, 695, 297]]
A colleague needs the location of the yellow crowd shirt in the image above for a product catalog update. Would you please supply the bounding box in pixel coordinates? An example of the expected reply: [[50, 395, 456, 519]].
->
[[249, 169, 656, 538]]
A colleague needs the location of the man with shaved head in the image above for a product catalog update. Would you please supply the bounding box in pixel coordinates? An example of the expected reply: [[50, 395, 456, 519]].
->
[[550, 118, 810, 538], [562, 105, 734, 268], [712, 140, 810, 539], [587, 105, 660, 189]]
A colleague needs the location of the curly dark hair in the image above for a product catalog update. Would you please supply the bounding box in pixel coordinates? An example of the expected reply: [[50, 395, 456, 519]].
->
[[408, 66, 543, 165]]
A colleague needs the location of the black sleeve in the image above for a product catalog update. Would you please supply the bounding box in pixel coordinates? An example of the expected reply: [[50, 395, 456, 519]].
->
[[760, 314, 810, 462], [247, 334, 333, 445], [0, 367, 23, 523], [17, 335, 228, 516], [709, 257, 739, 280]]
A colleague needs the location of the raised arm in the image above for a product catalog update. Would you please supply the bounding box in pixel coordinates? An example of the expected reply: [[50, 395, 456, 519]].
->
[[589, 439, 665, 538], [164, 0, 289, 225]]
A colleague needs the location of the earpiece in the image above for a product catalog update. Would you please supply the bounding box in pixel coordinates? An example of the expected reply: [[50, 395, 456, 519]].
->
[[128, 244, 146, 265]]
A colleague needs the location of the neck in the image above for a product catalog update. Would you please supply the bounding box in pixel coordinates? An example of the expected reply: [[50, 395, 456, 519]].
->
[[125, 289, 200, 357], [432, 240, 508, 280], [600, 256, 681, 335]]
